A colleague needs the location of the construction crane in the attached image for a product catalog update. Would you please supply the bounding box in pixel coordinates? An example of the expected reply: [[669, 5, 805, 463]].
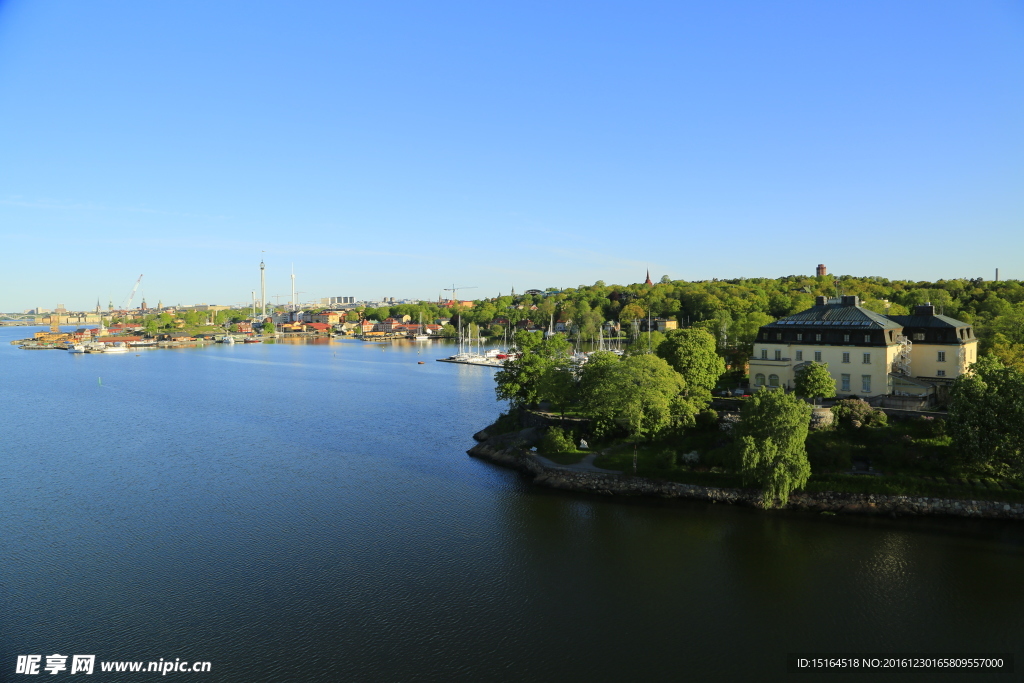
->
[[122, 274, 144, 310], [442, 284, 477, 305]]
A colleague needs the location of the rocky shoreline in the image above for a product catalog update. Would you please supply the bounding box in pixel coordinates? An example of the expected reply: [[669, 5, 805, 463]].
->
[[468, 428, 1024, 522]]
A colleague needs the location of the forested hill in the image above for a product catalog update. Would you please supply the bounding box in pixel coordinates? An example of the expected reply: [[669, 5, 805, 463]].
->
[[456, 274, 1024, 369]]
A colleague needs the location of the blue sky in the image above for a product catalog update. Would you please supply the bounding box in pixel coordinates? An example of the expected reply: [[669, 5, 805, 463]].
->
[[1, 0, 1021, 311]]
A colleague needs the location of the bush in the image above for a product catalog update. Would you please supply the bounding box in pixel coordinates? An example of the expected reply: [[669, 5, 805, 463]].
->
[[540, 426, 576, 454], [696, 409, 719, 431], [832, 399, 887, 429]]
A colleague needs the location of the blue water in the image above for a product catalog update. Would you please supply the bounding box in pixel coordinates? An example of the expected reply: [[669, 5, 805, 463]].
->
[[2, 327, 1023, 682]]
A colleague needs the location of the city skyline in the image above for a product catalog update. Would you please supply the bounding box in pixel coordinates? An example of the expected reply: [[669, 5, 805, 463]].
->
[[1, 1, 1021, 311]]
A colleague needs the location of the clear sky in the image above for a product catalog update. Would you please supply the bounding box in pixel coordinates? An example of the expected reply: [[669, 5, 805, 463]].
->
[[1, 0, 1021, 311]]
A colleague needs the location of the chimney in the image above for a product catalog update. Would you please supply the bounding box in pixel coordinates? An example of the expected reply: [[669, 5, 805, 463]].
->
[[996, 268, 999, 281], [841, 295, 859, 307], [914, 303, 936, 316], [815, 296, 827, 306]]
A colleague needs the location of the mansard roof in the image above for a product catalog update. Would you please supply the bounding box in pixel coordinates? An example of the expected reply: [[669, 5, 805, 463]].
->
[[886, 313, 966, 329], [766, 301, 899, 330]]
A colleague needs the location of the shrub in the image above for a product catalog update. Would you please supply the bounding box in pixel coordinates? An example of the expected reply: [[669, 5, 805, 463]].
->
[[540, 426, 576, 454], [696, 409, 719, 431], [832, 398, 887, 429]]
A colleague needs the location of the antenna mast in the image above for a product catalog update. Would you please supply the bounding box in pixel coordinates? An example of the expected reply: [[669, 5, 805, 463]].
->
[[260, 259, 267, 318]]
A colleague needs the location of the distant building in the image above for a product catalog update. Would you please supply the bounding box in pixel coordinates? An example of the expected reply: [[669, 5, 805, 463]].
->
[[816, 264, 827, 277], [637, 318, 678, 333]]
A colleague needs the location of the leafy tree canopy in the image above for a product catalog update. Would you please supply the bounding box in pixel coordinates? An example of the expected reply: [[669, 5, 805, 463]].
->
[[655, 328, 726, 406], [948, 355, 1024, 479], [793, 362, 836, 401], [494, 332, 572, 409], [579, 353, 692, 439], [737, 389, 812, 507]]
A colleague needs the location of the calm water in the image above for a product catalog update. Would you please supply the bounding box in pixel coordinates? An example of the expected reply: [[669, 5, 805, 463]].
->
[[2, 327, 1023, 682]]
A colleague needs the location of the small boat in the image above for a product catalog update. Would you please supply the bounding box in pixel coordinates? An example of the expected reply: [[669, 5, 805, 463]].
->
[[220, 335, 235, 344], [104, 343, 130, 354], [417, 361, 425, 364], [243, 338, 262, 343], [68, 344, 86, 353]]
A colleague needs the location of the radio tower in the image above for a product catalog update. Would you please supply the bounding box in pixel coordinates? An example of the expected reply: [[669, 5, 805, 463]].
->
[[260, 259, 267, 318]]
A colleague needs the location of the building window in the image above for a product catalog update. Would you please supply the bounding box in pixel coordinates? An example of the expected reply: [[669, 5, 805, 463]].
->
[[774, 350, 782, 360], [913, 333, 925, 341], [937, 351, 946, 362], [863, 353, 871, 364], [796, 333, 803, 341], [815, 334, 821, 341], [842, 352, 850, 363], [843, 334, 850, 342], [776, 333, 782, 340], [768, 374, 779, 387], [862, 375, 871, 393], [795, 351, 803, 361], [841, 374, 850, 391], [864, 334, 871, 343], [936, 370, 946, 377], [755, 373, 765, 386], [814, 351, 822, 362], [761, 349, 767, 359]]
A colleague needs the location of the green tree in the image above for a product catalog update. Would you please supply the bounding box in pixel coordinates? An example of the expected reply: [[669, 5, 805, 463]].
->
[[580, 353, 691, 439], [793, 362, 836, 403], [737, 389, 812, 507], [263, 321, 275, 335], [655, 328, 725, 406], [948, 355, 1024, 479], [494, 332, 571, 409]]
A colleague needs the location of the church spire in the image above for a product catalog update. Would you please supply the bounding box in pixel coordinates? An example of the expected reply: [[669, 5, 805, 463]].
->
[[644, 269, 653, 286]]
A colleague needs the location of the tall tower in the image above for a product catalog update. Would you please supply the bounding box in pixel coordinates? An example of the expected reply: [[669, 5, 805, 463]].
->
[[291, 264, 296, 313], [260, 259, 267, 318], [816, 263, 827, 277], [644, 269, 653, 286]]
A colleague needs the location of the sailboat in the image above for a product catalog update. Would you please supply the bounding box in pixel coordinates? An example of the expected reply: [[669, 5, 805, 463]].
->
[[413, 312, 429, 341]]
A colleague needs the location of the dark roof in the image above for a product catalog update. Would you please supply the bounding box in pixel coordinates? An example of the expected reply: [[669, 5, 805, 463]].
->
[[886, 314, 966, 328], [767, 304, 900, 330]]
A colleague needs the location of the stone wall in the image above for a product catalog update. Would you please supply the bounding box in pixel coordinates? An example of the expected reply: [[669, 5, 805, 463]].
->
[[467, 439, 1024, 522]]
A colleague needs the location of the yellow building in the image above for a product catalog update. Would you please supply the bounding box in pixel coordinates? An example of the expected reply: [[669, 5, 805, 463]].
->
[[748, 296, 977, 399]]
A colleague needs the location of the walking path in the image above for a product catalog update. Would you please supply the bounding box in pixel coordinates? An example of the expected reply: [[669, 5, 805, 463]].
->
[[532, 451, 622, 474]]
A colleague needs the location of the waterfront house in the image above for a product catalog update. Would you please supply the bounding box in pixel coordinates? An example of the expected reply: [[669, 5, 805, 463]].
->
[[748, 296, 978, 402]]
